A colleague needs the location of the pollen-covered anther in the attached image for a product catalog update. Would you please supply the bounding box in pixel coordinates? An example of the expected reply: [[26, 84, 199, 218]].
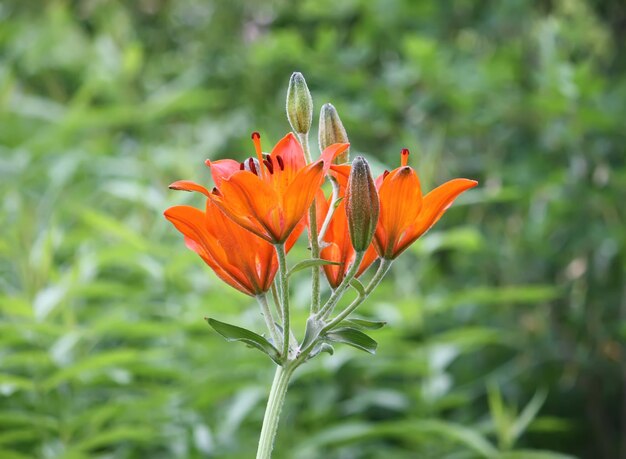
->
[[383, 170, 390, 180], [263, 158, 274, 174], [400, 148, 410, 167], [211, 187, 222, 196], [276, 155, 285, 171], [239, 162, 245, 170], [248, 157, 259, 176]]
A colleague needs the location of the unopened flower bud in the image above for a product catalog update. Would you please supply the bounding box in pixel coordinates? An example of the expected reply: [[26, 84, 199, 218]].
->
[[319, 103, 350, 164], [286, 72, 313, 134], [346, 156, 379, 252]]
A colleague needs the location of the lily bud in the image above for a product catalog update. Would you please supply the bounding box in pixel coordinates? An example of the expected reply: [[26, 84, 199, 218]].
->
[[345, 156, 379, 252], [286, 72, 313, 134], [319, 103, 350, 164]]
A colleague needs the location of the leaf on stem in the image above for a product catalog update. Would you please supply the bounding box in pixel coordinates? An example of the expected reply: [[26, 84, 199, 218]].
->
[[206, 318, 281, 364], [326, 327, 378, 354], [341, 317, 387, 330], [287, 258, 341, 277]]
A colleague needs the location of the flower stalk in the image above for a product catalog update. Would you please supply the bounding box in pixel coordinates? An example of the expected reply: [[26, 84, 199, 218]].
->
[[275, 243, 291, 360], [256, 364, 296, 459]]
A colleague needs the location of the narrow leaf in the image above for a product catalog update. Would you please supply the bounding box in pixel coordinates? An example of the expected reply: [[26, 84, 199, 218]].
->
[[511, 388, 548, 444], [326, 327, 377, 354], [206, 318, 281, 364], [342, 317, 387, 330], [288, 258, 341, 277]]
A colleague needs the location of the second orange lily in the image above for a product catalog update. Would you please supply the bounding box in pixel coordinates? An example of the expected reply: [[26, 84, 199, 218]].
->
[[374, 149, 478, 259]]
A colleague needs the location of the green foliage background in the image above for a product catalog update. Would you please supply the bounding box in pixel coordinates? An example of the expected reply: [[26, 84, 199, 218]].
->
[[1, 0, 625, 458]]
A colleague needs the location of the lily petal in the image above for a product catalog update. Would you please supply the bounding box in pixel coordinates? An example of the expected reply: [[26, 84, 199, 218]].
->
[[329, 164, 351, 189], [205, 159, 242, 188], [216, 171, 282, 242], [169, 180, 211, 198], [320, 143, 350, 172], [164, 205, 255, 295], [271, 132, 306, 176], [374, 167, 422, 258], [395, 178, 478, 256], [282, 161, 325, 242]]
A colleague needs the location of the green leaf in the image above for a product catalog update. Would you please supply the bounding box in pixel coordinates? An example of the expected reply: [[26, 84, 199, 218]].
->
[[510, 388, 548, 445], [498, 452, 576, 459], [326, 327, 377, 354], [0, 450, 32, 459], [287, 258, 341, 277], [41, 350, 143, 390], [342, 317, 387, 330], [297, 419, 497, 458], [333, 196, 344, 209], [301, 316, 325, 350], [206, 318, 281, 364]]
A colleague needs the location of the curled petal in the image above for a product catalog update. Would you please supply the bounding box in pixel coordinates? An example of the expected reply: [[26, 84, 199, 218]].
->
[[169, 180, 211, 198], [320, 143, 350, 172]]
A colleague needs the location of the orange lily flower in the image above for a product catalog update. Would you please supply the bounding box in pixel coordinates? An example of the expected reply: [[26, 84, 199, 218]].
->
[[164, 199, 277, 296], [170, 132, 347, 248], [202, 132, 349, 245], [316, 165, 378, 289], [374, 149, 478, 259]]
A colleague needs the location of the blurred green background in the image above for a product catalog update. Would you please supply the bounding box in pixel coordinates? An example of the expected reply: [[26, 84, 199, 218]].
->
[[1, 0, 625, 458]]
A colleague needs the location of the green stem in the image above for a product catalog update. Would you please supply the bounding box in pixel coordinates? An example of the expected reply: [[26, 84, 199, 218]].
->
[[308, 205, 321, 313], [317, 175, 341, 245], [256, 294, 281, 350], [318, 251, 365, 320], [325, 258, 392, 330], [298, 132, 312, 163], [297, 132, 322, 314], [255, 364, 296, 459], [275, 243, 291, 360], [296, 258, 393, 363], [270, 283, 283, 321]]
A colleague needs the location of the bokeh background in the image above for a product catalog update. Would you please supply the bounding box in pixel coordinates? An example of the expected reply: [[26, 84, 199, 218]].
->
[[1, 0, 625, 458]]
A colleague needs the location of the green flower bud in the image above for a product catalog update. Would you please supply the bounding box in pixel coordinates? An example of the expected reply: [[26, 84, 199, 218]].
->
[[286, 72, 313, 134], [319, 103, 350, 164], [346, 156, 379, 252]]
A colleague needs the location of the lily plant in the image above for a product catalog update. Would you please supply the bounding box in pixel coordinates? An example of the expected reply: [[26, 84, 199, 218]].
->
[[164, 72, 477, 458]]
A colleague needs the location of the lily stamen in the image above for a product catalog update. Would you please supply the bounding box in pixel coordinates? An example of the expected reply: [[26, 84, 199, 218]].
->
[[400, 148, 409, 167], [251, 131, 266, 178], [248, 157, 259, 176], [276, 155, 285, 171]]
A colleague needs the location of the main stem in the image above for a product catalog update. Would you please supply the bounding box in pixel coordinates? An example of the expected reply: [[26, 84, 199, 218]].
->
[[318, 251, 365, 320], [275, 243, 290, 359], [256, 364, 296, 459]]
